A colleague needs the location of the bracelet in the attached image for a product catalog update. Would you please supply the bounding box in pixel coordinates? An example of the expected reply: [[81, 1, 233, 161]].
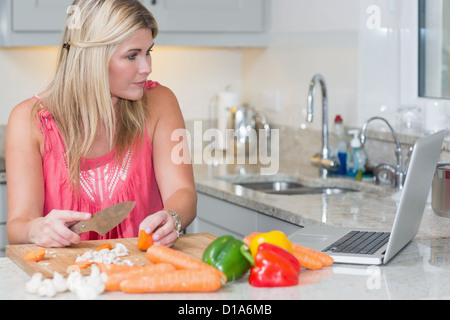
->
[[167, 209, 181, 233]]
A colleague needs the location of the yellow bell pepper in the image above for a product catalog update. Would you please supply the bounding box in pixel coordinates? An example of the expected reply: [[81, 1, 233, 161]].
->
[[249, 230, 293, 257]]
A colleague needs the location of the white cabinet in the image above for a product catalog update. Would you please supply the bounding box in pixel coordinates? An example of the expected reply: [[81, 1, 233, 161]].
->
[[144, 0, 265, 33], [11, 0, 72, 32], [186, 193, 300, 239], [148, 0, 269, 46], [0, 0, 269, 47], [0, 0, 70, 46]]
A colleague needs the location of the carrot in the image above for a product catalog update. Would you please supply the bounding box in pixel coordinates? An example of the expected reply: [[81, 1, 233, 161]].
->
[[74, 260, 93, 269], [293, 245, 334, 267], [243, 232, 333, 269], [137, 230, 154, 251], [243, 232, 260, 246], [97, 243, 112, 251], [105, 263, 175, 291], [146, 245, 227, 283], [23, 248, 46, 262], [119, 269, 224, 293], [292, 250, 323, 270], [96, 263, 136, 275]]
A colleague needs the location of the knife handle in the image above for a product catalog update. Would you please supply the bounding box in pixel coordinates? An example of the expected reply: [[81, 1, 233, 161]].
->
[[70, 221, 93, 235]]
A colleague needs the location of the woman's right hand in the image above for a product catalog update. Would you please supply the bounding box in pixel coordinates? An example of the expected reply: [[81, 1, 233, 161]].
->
[[28, 210, 92, 248]]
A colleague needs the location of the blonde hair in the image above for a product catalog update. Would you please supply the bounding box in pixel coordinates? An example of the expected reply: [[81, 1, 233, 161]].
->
[[38, 0, 158, 187]]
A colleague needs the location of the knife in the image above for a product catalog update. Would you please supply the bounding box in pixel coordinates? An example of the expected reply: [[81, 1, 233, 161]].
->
[[70, 202, 136, 235]]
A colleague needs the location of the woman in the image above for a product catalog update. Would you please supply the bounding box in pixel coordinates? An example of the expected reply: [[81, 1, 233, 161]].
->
[[6, 0, 197, 248]]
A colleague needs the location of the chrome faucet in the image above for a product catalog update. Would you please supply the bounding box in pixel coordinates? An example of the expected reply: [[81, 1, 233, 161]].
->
[[360, 116, 406, 189], [307, 74, 339, 178]]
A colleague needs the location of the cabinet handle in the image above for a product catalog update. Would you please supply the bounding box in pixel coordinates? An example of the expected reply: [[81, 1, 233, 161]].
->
[[151, 0, 157, 4]]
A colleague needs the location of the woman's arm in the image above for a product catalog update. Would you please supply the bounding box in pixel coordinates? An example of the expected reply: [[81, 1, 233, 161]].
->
[[6, 99, 90, 247], [140, 85, 197, 247]]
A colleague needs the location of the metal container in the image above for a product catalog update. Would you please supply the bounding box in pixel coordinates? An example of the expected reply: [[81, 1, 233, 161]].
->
[[227, 105, 270, 157], [432, 162, 450, 218]]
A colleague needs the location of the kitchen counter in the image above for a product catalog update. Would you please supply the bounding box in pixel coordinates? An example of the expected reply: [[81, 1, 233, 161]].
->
[[1, 235, 449, 300], [185, 173, 450, 300], [1, 127, 450, 300], [188, 126, 450, 299], [0, 234, 448, 300]]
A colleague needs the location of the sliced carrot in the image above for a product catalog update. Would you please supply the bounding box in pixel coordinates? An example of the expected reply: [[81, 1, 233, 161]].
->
[[23, 248, 46, 262], [96, 263, 136, 275], [146, 245, 227, 283], [293, 245, 334, 267], [74, 260, 93, 269], [105, 263, 175, 291], [97, 243, 112, 251], [137, 230, 154, 251], [119, 269, 224, 293]]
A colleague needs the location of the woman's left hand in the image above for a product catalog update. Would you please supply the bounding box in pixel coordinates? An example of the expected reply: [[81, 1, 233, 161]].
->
[[139, 210, 179, 247]]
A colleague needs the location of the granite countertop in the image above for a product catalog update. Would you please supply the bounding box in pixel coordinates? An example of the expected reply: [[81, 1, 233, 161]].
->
[[1, 127, 450, 300], [188, 127, 450, 299]]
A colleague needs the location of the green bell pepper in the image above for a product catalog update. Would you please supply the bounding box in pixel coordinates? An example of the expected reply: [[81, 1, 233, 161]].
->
[[202, 235, 253, 282]]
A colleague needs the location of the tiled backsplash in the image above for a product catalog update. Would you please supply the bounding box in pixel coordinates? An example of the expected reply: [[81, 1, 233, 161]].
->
[[1, 120, 447, 172], [185, 119, 450, 171]]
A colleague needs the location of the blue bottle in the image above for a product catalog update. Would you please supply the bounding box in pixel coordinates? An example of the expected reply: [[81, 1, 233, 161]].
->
[[346, 130, 367, 179]]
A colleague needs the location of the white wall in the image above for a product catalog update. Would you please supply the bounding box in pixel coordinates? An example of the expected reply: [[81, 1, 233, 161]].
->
[[0, 47, 59, 123], [241, 0, 444, 134], [150, 46, 242, 120], [241, 0, 360, 130], [242, 47, 358, 129]]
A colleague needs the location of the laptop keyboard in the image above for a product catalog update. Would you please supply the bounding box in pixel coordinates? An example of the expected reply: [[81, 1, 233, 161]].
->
[[323, 231, 391, 255]]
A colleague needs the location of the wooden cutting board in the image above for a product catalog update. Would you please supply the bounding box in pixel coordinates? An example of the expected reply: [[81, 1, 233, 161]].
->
[[6, 233, 217, 278]]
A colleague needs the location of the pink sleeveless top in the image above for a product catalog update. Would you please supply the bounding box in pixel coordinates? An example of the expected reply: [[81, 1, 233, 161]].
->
[[35, 80, 163, 241]]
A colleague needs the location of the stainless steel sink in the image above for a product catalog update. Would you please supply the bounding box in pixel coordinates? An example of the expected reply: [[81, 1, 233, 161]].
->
[[235, 181, 358, 196]]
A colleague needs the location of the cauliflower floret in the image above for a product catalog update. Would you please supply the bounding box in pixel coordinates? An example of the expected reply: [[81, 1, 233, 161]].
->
[[112, 243, 129, 257], [120, 259, 134, 266], [75, 250, 93, 263], [38, 279, 57, 298], [26, 273, 43, 294], [26, 258, 108, 300], [75, 243, 133, 265], [84, 265, 106, 298], [66, 270, 83, 292], [67, 265, 107, 300], [52, 272, 68, 293]]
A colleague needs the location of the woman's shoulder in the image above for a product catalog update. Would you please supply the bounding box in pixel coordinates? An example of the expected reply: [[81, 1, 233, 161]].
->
[[143, 81, 184, 140], [144, 81, 180, 112], [10, 90, 48, 117], [145, 80, 175, 96], [9, 96, 41, 122], [7, 96, 44, 149]]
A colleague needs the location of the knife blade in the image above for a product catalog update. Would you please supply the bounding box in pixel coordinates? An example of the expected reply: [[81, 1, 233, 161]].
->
[[70, 201, 136, 235]]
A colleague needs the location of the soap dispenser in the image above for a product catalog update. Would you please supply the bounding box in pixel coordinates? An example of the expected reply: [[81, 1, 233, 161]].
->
[[331, 115, 347, 175], [346, 130, 367, 179]]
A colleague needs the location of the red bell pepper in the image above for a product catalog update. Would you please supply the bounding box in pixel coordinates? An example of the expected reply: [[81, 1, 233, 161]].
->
[[248, 242, 301, 287]]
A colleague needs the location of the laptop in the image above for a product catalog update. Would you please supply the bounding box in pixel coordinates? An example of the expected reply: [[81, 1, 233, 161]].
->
[[288, 130, 445, 265]]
